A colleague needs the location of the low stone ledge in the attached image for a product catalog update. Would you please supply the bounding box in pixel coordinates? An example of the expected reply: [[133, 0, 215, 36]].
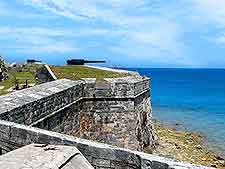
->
[[0, 144, 94, 169], [0, 79, 84, 124], [0, 120, 212, 169]]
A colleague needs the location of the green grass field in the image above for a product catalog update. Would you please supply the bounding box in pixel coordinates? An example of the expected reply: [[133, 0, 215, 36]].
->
[[0, 64, 40, 96], [0, 65, 131, 96], [50, 65, 130, 81]]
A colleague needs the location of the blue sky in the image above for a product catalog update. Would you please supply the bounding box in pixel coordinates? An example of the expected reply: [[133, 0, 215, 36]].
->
[[1, 0, 225, 68]]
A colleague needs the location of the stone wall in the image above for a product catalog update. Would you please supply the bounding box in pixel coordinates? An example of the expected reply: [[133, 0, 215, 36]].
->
[[78, 96, 155, 151], [80, 99, 137, 149], [36, 64, 57, 84], [0, 120, 210, 169], [0, 79, 84, 125], [32, 77, 155, 151], [32, 100, 82, 135], [0, 76, 156, 151], [79, 77, 155, 151], [0, 76, 212, 168], [83, 76, 150, 98]]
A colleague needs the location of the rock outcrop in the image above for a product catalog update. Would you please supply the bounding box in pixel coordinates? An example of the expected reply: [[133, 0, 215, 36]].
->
[[0, 57, 8, 81]]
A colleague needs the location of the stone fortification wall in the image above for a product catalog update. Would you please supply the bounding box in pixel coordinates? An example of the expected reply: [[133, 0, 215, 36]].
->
[[0, 79, 84, 125], [0, 120, 210, 169], [0, 76, 155, 151], [79, 77, 155, 151], [41, 77, 155, 151], [32, 100, 82, 135], [83, 76, 150, 98]]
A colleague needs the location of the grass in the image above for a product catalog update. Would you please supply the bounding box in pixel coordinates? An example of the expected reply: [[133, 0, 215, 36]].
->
[[0, 65, 131, 96], [50, 65, 131, 81], [0, 64, 40, 96]]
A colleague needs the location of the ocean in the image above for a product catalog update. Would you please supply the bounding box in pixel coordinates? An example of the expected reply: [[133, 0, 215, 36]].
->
[[128, 68, 225, 156]]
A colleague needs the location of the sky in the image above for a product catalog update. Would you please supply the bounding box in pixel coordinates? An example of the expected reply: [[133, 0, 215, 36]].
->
[[1, 0, 225, 68]]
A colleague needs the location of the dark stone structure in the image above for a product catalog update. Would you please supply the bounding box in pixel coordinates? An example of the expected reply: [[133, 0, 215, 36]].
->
[[36, 64, 57, 84], [0, 77, 156, 151], [0, 57, 8, 81], [0, 120, 209, 168]]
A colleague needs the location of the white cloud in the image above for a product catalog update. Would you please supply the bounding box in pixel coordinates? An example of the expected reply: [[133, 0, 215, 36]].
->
[[0, 27, 78, 54], [189, 0, 225, 44], [192, 0, 225, 27], [22, 0, 191, 65]]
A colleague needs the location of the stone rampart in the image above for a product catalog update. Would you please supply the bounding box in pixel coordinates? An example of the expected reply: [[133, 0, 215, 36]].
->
[[0, 77, 155, 151], [0, 79, 84, 125], [0, 76, 213, 168], [79, 77, 155, 150], [83, 76, 150, 98], [0, 120, 211, 169]]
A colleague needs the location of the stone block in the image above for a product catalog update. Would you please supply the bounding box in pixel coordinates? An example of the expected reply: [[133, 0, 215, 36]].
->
[[0, 144, 94, 169]]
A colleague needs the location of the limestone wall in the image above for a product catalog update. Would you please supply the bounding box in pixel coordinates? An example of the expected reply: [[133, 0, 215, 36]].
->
[[80, 99, 137, 149], [83, 76, 150, 98], [0, 77, 156, 151], [0, 76, 211, 168], [33, 77, 155, 151], [32, 101, 82, 135], [0, 120, 210, 169], [78, 77, 155, 150], [0, 79, 84, 125]]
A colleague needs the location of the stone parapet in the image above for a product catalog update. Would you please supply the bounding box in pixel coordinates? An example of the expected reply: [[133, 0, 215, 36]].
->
[[82, 76, 150, 98], [0, 77, 155, 151], [0, 79, 84, 125], [0, 120, 212, 169]]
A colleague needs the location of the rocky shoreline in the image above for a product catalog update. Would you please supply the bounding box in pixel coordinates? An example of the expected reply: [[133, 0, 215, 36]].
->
[[145, 121, 225, 168]]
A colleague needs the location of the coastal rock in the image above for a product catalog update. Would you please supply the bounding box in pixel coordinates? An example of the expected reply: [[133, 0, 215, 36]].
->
[[195, 145, 202, 150]]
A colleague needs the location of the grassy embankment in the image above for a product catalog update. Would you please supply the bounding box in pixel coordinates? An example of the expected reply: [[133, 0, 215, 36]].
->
[[50, 65, 131, 81], [145, 122, 225, 168], [0, 65, 130, 96], [0, 64, 40, 96]]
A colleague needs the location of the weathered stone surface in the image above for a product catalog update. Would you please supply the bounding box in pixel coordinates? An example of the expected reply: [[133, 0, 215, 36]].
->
[[83, 76, 150, 98], [79, 77, 156, 151], [0, 79, 84, 125], [0, 71, 214, 169], [0, 144, 94, 169], [0, 120, 212, 169], [36, 64, 57, 84], [0, 57, 8, 81], [0, 77, 156, 151]]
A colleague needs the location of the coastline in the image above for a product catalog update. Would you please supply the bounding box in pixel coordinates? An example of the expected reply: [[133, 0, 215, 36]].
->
[[145, 120, 225, 168]]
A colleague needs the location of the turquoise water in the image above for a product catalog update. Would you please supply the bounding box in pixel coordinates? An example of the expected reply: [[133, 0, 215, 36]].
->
[[128, 68, 225, 156]]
